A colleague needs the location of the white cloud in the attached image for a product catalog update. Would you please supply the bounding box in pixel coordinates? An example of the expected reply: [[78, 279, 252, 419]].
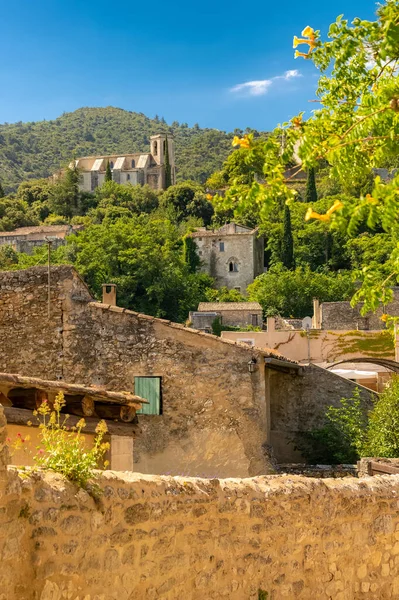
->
[[230, 69, 301, 97]]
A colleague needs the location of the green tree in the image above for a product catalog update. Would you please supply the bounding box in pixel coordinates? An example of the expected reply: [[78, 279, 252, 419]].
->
[[281, 205, 295, 269], [305, 167, 318, 204], [364, 377, 399, 457], [247, 265, 354, 318], [90, 181, 158, 223], [105, 161, 112, 182], [68, 214, 213, 322], [160, 182, 214, 224], [48, 165, 81, 219], [164, 136, 172, 189], [182, 235, 200, 273], [205, 286, 247, 303]]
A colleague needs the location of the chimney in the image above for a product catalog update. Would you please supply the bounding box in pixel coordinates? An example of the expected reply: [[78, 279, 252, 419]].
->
[[267, 316, 275, 333], [102, 283, 117, 306], [312, 298, 321, 329]]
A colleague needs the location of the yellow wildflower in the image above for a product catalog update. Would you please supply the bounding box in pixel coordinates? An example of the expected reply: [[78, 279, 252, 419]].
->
[[365, 194, 377, 204], [27, 421, 32, 427], [381, 314, 388, 322], [206, 193, 213, 201], [305, 200, 343, 222], [292, 115, 303, 129], [326, 199, 344, 216], [293, 36, 317, 50], [295, 50, 311, 59], [302, 26, 316, 40], [232, 135, 251, 149]]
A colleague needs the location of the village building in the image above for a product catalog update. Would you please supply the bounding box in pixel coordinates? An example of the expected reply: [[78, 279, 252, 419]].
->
[[0, 372, 145, 471], [72, 133, 175, 192], [190, 301, 263, 332], [221, 298, 399, 392], [0, 265, 374, 469], [190, 223, 264, 293], [0, 224, 83, 254]]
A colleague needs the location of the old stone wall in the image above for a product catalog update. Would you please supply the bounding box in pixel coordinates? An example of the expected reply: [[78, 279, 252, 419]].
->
[[0, 267, 271, 478], [1, 406, 399, 600], [268, 364, 374, 462], [321, 288, 399, 330]]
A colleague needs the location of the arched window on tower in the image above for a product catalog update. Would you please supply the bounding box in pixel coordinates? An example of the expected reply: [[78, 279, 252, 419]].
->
[[131, 159, 135, 168], [153, 141, 158, 156], [228, 261, 239, 273], [110, 161, 114, 169]]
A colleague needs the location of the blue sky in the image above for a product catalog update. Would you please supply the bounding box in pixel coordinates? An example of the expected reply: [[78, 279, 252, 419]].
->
[[1, 0, 378, 131]]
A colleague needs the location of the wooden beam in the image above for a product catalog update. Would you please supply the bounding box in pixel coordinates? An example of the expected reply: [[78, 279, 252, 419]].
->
[[0, 372, 148, 408], [3, 407, 140, 438]]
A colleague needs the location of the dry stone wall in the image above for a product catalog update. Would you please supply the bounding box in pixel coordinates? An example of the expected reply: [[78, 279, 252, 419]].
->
[[1, 400, 399, 599]]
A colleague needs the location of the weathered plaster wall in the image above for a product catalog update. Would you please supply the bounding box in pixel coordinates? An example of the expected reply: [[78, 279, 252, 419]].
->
[[2, 407, 399, 600], [222, 328, 395, 363], [268, 364, 374, 462]]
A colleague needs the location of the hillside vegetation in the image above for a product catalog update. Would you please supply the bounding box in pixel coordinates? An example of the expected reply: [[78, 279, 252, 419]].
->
[[0, 107, 254, 193]]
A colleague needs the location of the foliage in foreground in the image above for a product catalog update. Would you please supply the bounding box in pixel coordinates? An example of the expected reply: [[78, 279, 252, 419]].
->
[[297, 378, 399, 464], [9, 393, 110, 487]]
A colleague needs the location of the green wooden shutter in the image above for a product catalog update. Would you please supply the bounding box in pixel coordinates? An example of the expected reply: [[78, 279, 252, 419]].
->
[[135, 377, 161, 415]]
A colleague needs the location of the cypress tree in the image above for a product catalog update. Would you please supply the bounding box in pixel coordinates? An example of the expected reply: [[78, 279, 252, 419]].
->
[[305, 167, 318, 203], [164, 136, 172, 189], [182, 235, 200, 272], [281, 204, 295, 269], [105, 161, 112, 182], [0, 182, 4, 198]]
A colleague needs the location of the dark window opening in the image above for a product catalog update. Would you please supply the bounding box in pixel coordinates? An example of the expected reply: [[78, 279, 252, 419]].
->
[[109, 161, 114, 169], [153, 141, 158, 156], [131, 159, 135, 168], [219, 242, 224, 252], [229, 262, 238, 272], [251, 314, 258, 326], [127, 174, 130, 181]]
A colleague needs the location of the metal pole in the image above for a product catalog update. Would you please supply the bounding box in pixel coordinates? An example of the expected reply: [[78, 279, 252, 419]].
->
[[46, 239, 52, 320]]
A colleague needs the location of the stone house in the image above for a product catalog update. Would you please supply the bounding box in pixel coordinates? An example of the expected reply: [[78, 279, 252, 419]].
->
[[69, 134, 175, 192], [0, 266, 373, 470], [190, 223, 264, 293], [190, 301, 263, 332], [0, 224, 83, 255]]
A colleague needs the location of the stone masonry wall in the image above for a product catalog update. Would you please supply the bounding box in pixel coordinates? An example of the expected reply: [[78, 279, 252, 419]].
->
[[0, 267, 271, 478], [321, 288, 399, 330], [2, 405, 399, 599], [268, 364, 374, 462]]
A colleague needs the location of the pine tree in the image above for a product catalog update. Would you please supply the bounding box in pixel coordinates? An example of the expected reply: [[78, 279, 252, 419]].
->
[[164, 136, 172, 189], [105, 161, 112, 182], [0, 182, 4, 198], [305, 167, 318, 203], [281, 204, 295, 269]]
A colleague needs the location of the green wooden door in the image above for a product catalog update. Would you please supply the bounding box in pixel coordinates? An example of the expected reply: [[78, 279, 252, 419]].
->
[[135, 377, 161, 415]]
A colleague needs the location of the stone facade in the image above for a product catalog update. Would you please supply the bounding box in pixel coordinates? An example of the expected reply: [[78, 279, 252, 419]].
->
[[70, 134, 175, 192], [320, 288, 399, 330], [190, 223, 264, 293], [190, 302, 263, 332], [0, 224, 82, 255], [0, 266, 374, 469], [1, 409, 399, 599]]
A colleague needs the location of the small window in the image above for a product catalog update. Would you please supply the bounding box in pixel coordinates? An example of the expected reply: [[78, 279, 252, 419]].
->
[[199, 250, 202, 256], [251, 314, 258, 326], [229, 262, 238, 272], [126, 174, 130, 181], [131, 159, 135, 168], [110, 161, 114, 169], [219, 242, 225, 252], [234, 286, 241, 292], [198, 238, 202, 242], [153, 141, 158, 156], [135, 377, 161, 415]]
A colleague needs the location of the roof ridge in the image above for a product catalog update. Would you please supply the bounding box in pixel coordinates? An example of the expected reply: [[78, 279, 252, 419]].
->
[[88, 301, 297, 363]]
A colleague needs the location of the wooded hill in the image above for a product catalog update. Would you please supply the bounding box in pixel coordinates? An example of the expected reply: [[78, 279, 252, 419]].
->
[[0, 107, 260, 193]]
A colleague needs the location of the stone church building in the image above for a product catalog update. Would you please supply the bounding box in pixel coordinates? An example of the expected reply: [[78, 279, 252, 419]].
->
[[73, 133, 175, 192], [0, 266, 373, 477]]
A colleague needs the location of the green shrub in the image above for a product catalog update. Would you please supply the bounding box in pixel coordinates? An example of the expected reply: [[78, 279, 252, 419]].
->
[[363, 377, 399, 457]]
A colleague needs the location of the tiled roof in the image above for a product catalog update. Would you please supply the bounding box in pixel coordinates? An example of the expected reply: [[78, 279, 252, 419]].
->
[[198, 302, 262, 311], [0, 225, 81, 238]]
